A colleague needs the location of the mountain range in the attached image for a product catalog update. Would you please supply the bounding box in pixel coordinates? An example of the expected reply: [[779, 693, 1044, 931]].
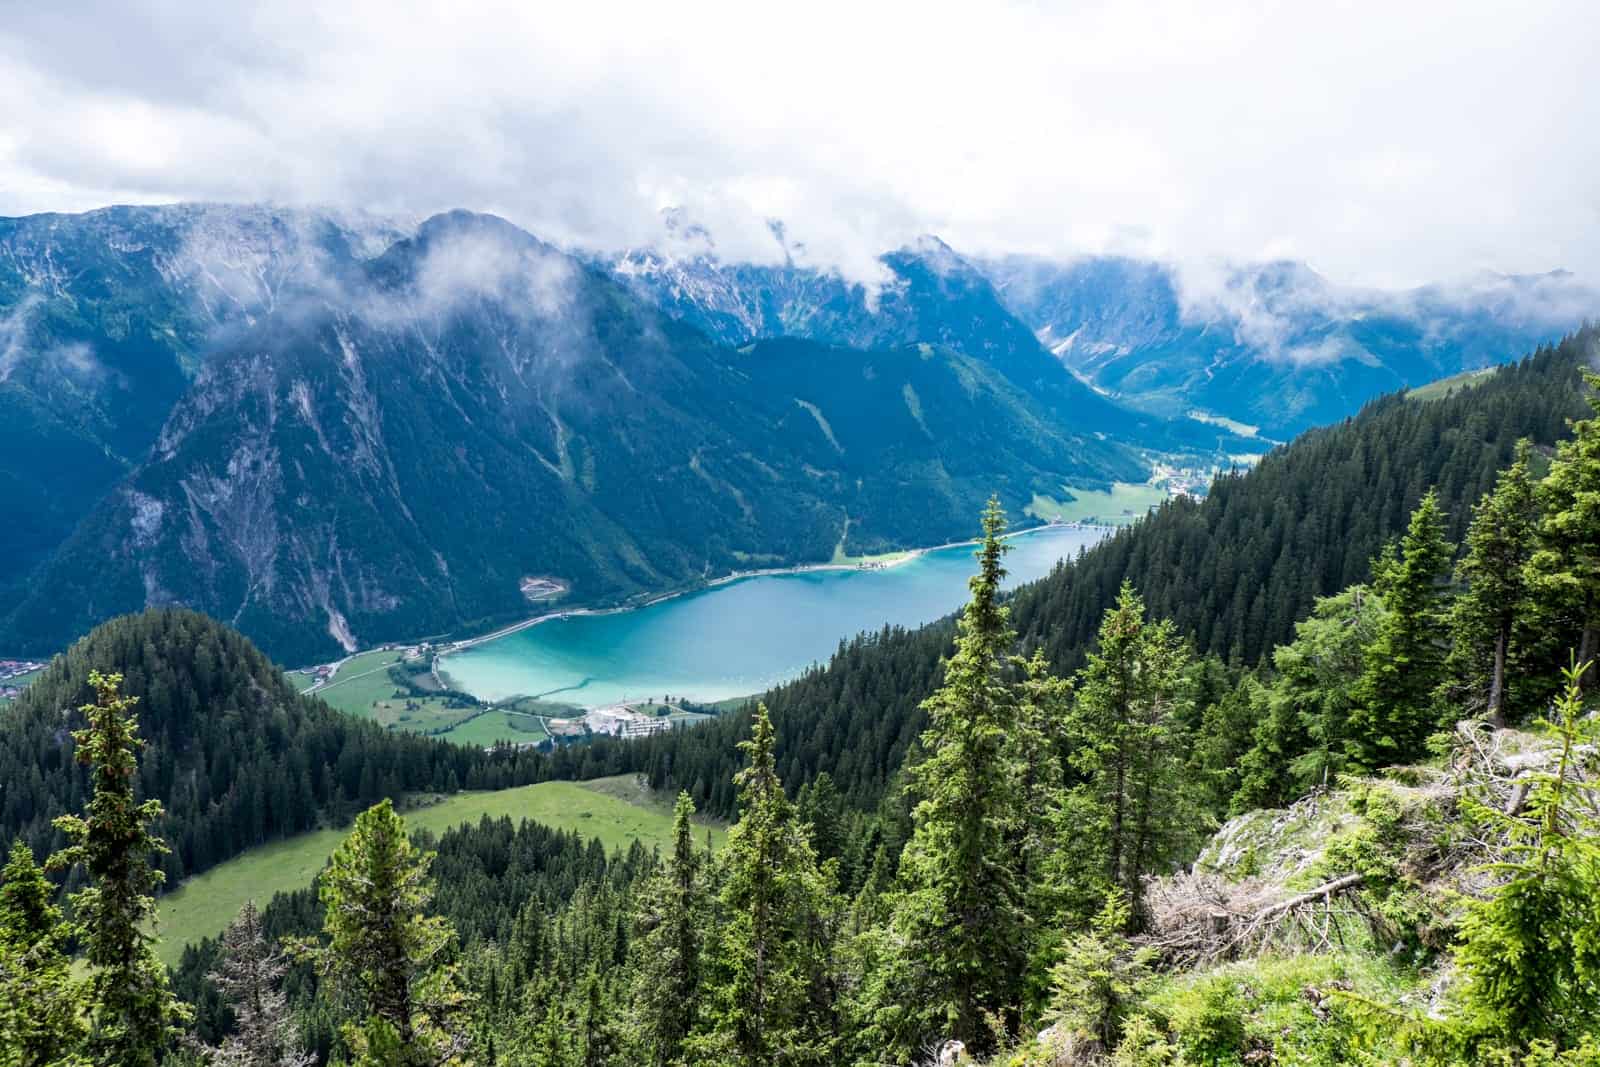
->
[[605, 222, 1593, 438], [1, 203, 1591, 664], [0, 208, 1149, 664], [983, 254, 1596, 436]]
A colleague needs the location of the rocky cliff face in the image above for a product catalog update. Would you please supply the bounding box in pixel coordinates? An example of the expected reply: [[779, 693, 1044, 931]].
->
[[0, 204, 408, 595]]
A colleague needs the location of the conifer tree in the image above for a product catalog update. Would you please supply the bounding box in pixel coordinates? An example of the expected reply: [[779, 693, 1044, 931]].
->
[[1456, 661, 1600, 1051], [1528, 371, 1600, 692], [1234, 585, 1385, 809], [580, 970, 620, 1067], [1045, 893, 1155, 1057], [205, 901, 312, 1067], [1064, 582, 1194, 929], [630, 791, 705, 1067], [0, 839, 84, 1066], [698, 705, 838, 1067], [49, 670, 190, 1067], [1347, 492, 1455, 769], [294, 799, 472, 1066], [795, 773, 845, 867], [1446, 440, 1539, 723], [1013, 647, 1075, 1004], [872, 498, 1029, 1056]]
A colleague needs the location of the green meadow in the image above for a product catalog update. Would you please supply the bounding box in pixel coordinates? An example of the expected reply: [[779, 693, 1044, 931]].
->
[[1025, 480, 1167, 525], [154, 777, 723, 966]]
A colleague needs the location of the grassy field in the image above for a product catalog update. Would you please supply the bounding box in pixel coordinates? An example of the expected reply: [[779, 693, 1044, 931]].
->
[[153, 777, 722, 965], [372, 696, 479, 733], [438, 708, 550, 746], [1026, 481, 1168, 525], [1408, 366, 1500, 401], [297, 655, 579, 747], [310, 649, 408, 716], [283, 668, 319, 693]]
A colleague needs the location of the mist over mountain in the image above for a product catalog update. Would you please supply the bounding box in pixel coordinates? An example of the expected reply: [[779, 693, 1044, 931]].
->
[[982, 253, 1597, 436], [0, 207, 1142, 664], [607, 231, 1238, 451], [0, 204, 406, 593], [608, 223, 1595, 441]]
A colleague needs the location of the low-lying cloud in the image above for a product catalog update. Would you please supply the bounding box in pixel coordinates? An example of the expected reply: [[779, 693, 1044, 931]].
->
[[0, 1, 1595, 292]]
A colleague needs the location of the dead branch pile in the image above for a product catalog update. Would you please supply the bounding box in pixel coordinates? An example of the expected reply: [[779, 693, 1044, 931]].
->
[[1140, 869, 1367, 968]]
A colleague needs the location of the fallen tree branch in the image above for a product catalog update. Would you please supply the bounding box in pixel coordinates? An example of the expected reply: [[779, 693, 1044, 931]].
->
[[1248, 873, 1364, 924]]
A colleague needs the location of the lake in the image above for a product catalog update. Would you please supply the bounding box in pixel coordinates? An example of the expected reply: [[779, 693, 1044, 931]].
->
[[440, 524, 1109, 708]]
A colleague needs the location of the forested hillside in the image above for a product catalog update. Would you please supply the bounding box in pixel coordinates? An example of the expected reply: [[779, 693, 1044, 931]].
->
[[538, 327, 1599, 819], [11, 347, 1600, 1065], [0, 608, 551, 887]]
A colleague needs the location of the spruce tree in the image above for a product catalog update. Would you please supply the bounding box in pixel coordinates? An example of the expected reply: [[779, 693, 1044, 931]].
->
[[630, 791, 705, 1067], [206, 901, 312, 1067], [1013, 646, 1076, 1009], [698, 705, 838, 1067], [1064, 582, 1194, 929], [873, 498, 1029, 1056], [1045, 893, 1155, 1057], [0, 839, 84, 1066], [294, 799, 472, 1066], [1347, 491, 1455, 769], [48, 670, 190, 1067], [1446, 440, 1539, 723], [580, 970, 620, 1067], [1455, 661, 1600, 1051], [1234, 585, 1386, 808], [1528, 371, 1600, 692]]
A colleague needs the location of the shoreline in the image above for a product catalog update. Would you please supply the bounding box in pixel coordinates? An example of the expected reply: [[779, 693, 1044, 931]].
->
[[435, 521, 1111, 661]]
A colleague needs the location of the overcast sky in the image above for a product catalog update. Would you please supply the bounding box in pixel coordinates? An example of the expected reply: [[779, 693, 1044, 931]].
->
[[1, 1, 1596, 287]]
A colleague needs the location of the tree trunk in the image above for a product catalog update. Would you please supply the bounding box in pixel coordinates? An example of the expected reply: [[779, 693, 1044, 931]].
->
[[1487, 626, 1508, 727], [1580, 622, 1598, 692]]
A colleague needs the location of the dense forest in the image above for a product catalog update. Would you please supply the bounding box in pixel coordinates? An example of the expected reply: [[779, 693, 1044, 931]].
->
[[4, 327, 1600, 1066], [0, 609, 558, 886]]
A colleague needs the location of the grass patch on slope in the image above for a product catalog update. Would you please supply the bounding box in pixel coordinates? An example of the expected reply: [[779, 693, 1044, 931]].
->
[[154, 777, 723, 965], [1026, 481, 1167, 525], [1408, 366, 1499, 402]]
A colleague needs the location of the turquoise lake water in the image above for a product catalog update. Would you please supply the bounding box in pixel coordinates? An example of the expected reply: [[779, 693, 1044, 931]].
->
[[441, 524, 1108, 707]]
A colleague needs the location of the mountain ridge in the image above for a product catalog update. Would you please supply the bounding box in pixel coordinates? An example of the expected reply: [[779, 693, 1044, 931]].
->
[[0, 208, 1144, 664]]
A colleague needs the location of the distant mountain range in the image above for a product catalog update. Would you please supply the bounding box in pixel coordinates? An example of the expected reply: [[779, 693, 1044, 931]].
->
[[2, 203, 1590, 663], [982, 255, 1597, 437], [606, 233, 1593, 440]]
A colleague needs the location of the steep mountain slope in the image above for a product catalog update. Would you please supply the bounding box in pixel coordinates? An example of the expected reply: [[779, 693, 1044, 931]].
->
[[2, 212, 1139, 664], [0, 205, 406, 597], [983, 253, 1597, 436], [608, 236, 1226, 449]]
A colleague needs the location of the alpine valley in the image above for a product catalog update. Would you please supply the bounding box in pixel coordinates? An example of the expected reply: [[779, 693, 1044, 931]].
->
[[11, 12, 1600, 1067], [1, 204, 1589, 666]]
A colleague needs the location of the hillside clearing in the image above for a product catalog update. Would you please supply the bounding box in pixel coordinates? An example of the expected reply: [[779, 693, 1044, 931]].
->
[[1026, 480, 1167, 524], [153, 776, 722, 965]]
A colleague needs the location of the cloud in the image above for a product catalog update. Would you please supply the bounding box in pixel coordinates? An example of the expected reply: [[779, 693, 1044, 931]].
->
[[0, 293, 111, 382], [0, 294, 39, 381], [1, 1, 1597, 290]]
